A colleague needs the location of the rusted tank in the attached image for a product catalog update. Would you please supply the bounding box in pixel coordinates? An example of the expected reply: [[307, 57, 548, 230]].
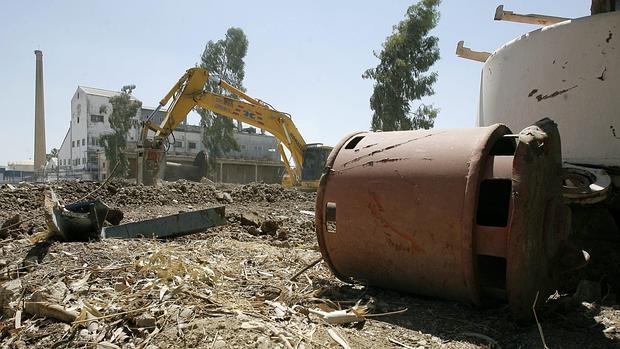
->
[[316, 118, 581, 320]]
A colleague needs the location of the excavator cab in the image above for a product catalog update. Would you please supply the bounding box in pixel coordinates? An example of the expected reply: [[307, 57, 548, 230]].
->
[[299, 144, 333, 190]]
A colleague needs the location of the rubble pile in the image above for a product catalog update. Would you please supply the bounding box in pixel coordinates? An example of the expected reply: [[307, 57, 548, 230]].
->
[[225, 209, 315, 246], [0, 180, 618, 348], [0, 215, 26, 239], [226, 182, 314, 203], [0, 184, 43, 213], [0, 180, 312, 217]]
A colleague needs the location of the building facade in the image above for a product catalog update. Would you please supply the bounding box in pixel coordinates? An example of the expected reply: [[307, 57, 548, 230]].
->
[[57, 86, 137, 179], [0, 161, 35, 183]]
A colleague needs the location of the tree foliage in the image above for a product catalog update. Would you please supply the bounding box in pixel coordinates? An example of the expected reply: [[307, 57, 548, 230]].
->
[[100, 85, 142, 177], [363, 0, 441, 131], [197, 27, 248, 175], [46, 148, 58, 161]]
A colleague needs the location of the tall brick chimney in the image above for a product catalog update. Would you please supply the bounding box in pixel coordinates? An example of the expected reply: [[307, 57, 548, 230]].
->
[[34, 50, 46, 174]]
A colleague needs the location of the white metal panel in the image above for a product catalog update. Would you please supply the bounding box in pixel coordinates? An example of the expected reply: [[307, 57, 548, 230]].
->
[[479, 11, 619, 167]]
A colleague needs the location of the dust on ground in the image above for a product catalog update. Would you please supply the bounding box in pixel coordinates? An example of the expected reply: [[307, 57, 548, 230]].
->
[[0, 180, 619, 348]]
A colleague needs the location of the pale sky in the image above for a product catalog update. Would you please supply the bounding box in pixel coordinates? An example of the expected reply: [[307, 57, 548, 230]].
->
[[0, 1, 588, 165]]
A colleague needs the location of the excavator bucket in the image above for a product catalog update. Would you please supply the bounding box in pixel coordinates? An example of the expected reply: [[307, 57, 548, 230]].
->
[[138, 140, 166, 186]]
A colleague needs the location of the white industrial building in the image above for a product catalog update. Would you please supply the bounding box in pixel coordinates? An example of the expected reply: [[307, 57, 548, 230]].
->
[[57, 86, 284, 183], [57, 86, 139, 179]]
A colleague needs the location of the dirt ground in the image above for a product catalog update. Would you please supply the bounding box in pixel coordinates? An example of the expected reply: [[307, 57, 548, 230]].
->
[[0, 180, 619, 348]]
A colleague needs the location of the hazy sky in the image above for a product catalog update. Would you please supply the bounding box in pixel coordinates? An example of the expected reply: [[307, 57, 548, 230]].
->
[[0, 1, 587, 165]]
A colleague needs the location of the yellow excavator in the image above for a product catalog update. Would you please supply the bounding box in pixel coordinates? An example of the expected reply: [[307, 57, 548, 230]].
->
[[136, 67, 332, 190]]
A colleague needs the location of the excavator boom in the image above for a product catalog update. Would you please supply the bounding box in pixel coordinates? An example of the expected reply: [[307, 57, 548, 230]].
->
[[139, 67, 330, 188]]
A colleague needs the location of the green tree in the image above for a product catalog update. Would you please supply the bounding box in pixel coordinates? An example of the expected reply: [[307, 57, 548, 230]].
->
[[100, 85, 142, 177], [46, 148, 59, 161], [363, 0, 441, 131], [197, 27, 248, 175]]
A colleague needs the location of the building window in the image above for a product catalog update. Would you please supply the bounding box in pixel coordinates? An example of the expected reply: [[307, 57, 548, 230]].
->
[[77, 117, 80, 123], [91, 114, 104, 123], [82, 139, 85, 146], [77, 158, 80, 165], [188, 142, 196, 149], [72, 141, 75, 148], [83, 157, 86, 165], [174, 141, 182, 148], [241, 144, 246, 150]]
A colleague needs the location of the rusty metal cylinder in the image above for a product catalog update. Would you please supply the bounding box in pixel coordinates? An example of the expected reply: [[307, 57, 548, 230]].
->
[[316, 120, 571, 320]]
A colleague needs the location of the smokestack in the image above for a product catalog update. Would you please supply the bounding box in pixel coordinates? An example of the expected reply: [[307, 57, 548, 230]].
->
[[34, 50, 46, 173]]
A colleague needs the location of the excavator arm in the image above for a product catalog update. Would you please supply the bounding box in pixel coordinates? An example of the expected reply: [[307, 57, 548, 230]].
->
[[139, 67, 308, 185]]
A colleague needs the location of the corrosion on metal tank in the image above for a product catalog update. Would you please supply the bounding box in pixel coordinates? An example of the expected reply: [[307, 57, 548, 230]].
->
[[316, 118, 587, 321]]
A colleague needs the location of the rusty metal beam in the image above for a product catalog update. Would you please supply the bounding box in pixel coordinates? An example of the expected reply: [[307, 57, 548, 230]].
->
[[101, 206, 226, 239], [456, 41, 491, 63], [494, 5, 569, 26]]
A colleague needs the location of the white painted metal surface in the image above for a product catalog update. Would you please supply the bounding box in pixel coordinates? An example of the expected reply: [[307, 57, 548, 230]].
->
[[478, 11, 620, 167]]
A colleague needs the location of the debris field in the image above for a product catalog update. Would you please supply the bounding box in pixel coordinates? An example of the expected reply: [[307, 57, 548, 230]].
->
[[0, 180, 619, 348]]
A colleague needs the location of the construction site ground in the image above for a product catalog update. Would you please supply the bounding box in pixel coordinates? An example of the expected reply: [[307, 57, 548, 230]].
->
[[0, 180, 619, 349]]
